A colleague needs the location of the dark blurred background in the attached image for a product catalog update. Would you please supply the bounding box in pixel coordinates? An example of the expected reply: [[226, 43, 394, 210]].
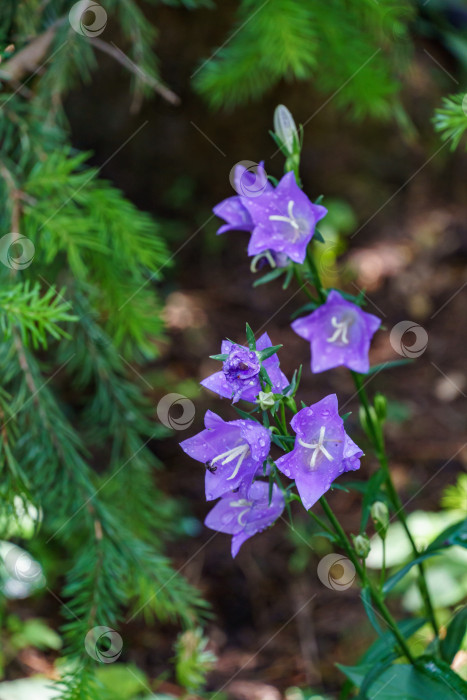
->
[[64, 2, 467, 695]]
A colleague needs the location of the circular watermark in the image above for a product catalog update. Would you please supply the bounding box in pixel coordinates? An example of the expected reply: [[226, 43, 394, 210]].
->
[[230, 160, 269, 199], [0, 233, 35, 270], [4, 545, 43, 585], [317, 553, 356, 591], [157, 393, 195, 430], [389, 320, 428, 358], [69, 1, 108, 37], [85, 626, 123, 663]]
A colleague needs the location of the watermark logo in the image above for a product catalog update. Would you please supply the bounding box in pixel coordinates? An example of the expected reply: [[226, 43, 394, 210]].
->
[[69, 1, 108, 37], [317, 553, 356, 591], [230, 160, 269, 199], [0, 233, 35, 270], [390, 320, 428, 358], [157, 393, 195, 431], [85, 626, 123, 663]]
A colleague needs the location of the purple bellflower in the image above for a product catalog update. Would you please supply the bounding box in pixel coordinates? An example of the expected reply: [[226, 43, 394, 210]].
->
[[180, 410, 271, 501], [275, 395, 362, 510], [291, 290, 381, 374], [201, 332, 289, 403], [205, 480, 285, 557], [213, 162, 272, 235], [241, 172, 327, 264]]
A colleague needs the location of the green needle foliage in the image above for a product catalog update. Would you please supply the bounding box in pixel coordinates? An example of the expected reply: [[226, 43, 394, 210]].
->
[[0, 2, 207, 698], [194, 0, 416, 119], [434, 92, 467, 150]]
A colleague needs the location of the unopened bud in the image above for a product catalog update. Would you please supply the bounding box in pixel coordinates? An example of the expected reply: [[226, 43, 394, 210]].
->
[[352, 533, 371, 559], [273, 105, 299, 156], [256, 391, 275, 410], [374, 393, 387, 422], [371, 501, 389, 539]]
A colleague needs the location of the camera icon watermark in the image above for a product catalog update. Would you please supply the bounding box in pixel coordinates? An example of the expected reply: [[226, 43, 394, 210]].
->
[[85, 626, 123, 663], [0, 233, 35, 270], [389, 320, 428, 358], [157, 393, 195, 431], [69, 1, 108, 37], [230, 160, 269, 199], [317, 553, 356, 591]]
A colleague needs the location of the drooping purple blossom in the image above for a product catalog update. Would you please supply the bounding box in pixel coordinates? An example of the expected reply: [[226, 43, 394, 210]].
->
[[180, 410, 271, 501], [201, 332, 289, 403], [204, 480, 285, 557], [291, 290, 381, 374], [241, 172, 327, 264], [275, 395, 362, 511], [213, 162, 272, 235]]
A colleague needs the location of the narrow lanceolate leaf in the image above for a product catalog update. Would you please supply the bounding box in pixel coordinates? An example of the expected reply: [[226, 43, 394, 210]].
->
[[427, 517, 467, 551], [258, 345, 282, 362], [245, 323, 256, 350], [209, 353, 228, 361], [383, 551, 442, 594], [366, 359, 413, 375], [440, 606, 467, 663], [253, 267, 285, 286]]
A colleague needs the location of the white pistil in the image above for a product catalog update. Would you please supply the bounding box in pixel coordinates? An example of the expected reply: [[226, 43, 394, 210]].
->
[[327, 316, 351, 345], [231, 498, 253, 525], [298, 426, 334, 470], [210, 443, 251, 481], [269, 200, 300, 233]]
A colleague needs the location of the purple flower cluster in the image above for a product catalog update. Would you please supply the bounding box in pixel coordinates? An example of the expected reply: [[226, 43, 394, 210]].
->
[[214, 164, 327, 264], [201, 332, 289, 403]]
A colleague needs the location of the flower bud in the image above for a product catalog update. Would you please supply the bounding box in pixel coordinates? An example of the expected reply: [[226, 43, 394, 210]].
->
[[374, 393, 387, 422], [371, 501, 389, 539], [273, 105, 299, 156], [256, 391, 276, 410], [352, 533, 371, 559]]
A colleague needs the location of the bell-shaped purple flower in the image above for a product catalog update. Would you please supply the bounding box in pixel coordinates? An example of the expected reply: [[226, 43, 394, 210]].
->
[[205, 480, 285, 557], [180, 411, 271, 501], [291, 290, 381, 374], [213, 162, 272, 235], [241, 172, 327, 264], [275, 395, 362, 511], [201, 332, 289, 403]]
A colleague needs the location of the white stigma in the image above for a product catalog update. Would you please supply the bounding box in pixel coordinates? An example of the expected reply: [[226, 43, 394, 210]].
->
[[210, 443, 250, 481], [298, 426, 334, 470], [269, 200, 300, 240], [327, 316, 352, 345], [231, 498, 253, 525]]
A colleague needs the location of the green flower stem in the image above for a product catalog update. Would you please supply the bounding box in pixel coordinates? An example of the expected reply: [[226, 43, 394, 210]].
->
[[274, 396, 416, 664], [319, 496, 417, 665], [351, 372, 439, 641], [296, 253, 439, 642]]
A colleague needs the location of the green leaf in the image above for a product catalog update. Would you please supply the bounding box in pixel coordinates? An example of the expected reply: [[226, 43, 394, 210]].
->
[[253, 267, 285, 287], [282, 266, 295, 290], [245, 323, 256, 350], [417, 656, 467, 698], [290, 300, 320, 319], [366, 359, 414, 375], [258, 344, 283, 361], [427, 517, 467, 551], [362, 618, 427, 665], [383, 552, 442, 594], [313, 228, 325, 243], [440, 606, 467, 663], [363, 662, 465, 699], [360, 586, 383, 636], [209, 353, 228, 361]]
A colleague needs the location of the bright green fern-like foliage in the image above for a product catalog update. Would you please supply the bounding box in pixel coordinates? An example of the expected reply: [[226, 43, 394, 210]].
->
[[434, 92, 467, 150], [194, 0, 416, 118], [0, 3, 207, 699]]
